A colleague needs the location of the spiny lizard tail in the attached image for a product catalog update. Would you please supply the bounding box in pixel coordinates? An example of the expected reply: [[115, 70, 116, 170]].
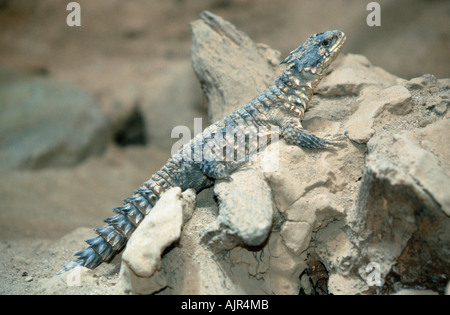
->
[[60, 30, 346, 273]]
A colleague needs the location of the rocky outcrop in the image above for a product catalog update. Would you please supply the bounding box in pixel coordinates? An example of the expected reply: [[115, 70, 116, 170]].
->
[[190, 11, 281, 123], [116, 12, 449, 295]]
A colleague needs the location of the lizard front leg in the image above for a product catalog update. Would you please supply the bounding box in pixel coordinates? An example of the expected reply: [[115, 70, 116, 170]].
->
[[281, 118, 345, 149]]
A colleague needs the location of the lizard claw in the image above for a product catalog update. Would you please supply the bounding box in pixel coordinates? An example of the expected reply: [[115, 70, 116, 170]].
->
[[222, 175, 234, 182]]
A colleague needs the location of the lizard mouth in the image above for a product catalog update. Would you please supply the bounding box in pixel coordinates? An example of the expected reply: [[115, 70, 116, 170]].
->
[[311, 31, 345, 75], [330, 31, 346, 54]]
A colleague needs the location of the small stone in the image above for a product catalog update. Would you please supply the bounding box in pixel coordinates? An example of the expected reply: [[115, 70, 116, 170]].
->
[[434, 101, 448, 115], [280, 221, 312, 256], [405, 74, 437, 90], [428, 87, 439, 94], [418, 117, 433, 128], [24, 276, 33, 282], [385, 85, 412, 115], [421, 73, 438, 85]]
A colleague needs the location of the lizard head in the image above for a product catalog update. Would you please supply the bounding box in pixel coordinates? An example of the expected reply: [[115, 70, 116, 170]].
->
[[281, 30, 346, 76]]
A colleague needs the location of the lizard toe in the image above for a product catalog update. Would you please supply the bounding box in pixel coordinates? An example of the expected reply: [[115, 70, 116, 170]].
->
[[323, 134, 347, 148]]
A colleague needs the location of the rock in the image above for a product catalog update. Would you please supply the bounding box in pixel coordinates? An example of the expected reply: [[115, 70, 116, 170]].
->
[[434, 100, 448, 115], [328, 121, 450, 294], [119, 187, 195, 294], [154, 189, 250, 294], [438, 78, 450, 90], [396, 133, 450, 215], [195, 13, 450, 295], [190, 11, 281, 123], [0, 67, 109, 170], [344, 84, 412, 143], [316, 54, 399, 96], [119, 265, 167, 295], [404, 74, 438, 90], [327, 273, 368, 295], [385, 86, 413, 115], [266, 232, 307, 294], [346, 155, 424, 281], [201, 167, 274, 251], [265, 138, 363, 215], [280, 221, 312, 256], [23, 276, 33, 282]]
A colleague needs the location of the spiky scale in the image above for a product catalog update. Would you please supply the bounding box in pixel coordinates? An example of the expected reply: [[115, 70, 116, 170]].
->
[[94, 226, 126, 250], [124, 194, 151, 214], [104, 214, 135, 238], [85, 236, 114, 261], [113, 204, 145, 226]]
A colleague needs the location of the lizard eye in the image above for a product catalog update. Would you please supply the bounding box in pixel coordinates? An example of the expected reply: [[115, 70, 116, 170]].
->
[[321, 39, 329, 47]]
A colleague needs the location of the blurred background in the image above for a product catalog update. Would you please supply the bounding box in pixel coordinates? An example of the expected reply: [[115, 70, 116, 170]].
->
[[0, 0, 449, 239]]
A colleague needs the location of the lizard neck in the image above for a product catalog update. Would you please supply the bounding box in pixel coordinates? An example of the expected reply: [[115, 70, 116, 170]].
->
[[274, 66, 324, 117], [245, 66, 325, 123]]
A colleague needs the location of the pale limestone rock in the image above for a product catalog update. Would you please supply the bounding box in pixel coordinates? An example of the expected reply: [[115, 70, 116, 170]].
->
[[283, 190, 345, 227], [396, 133, 450, 215], [328, 274, 369, 295], [119, 265, 167, 295], [280, 221, 312, 256], [190, 11, 280, 123], [384, 85, 412, 115], [335, 124, 450, 293], [404, 74, 438, 90], [119, 187, 195, 294], [201, 167, 274, 251], [267, 232, 306, 294], [316, 54, 398, 96], [344, 84, 412, 143]]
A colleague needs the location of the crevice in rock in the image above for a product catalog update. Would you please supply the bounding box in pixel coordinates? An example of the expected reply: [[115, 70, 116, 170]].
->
[[113, 107, 148, 147]]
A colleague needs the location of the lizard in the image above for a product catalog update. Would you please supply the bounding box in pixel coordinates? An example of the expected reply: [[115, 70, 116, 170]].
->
[[61, 29, 346, 272]]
